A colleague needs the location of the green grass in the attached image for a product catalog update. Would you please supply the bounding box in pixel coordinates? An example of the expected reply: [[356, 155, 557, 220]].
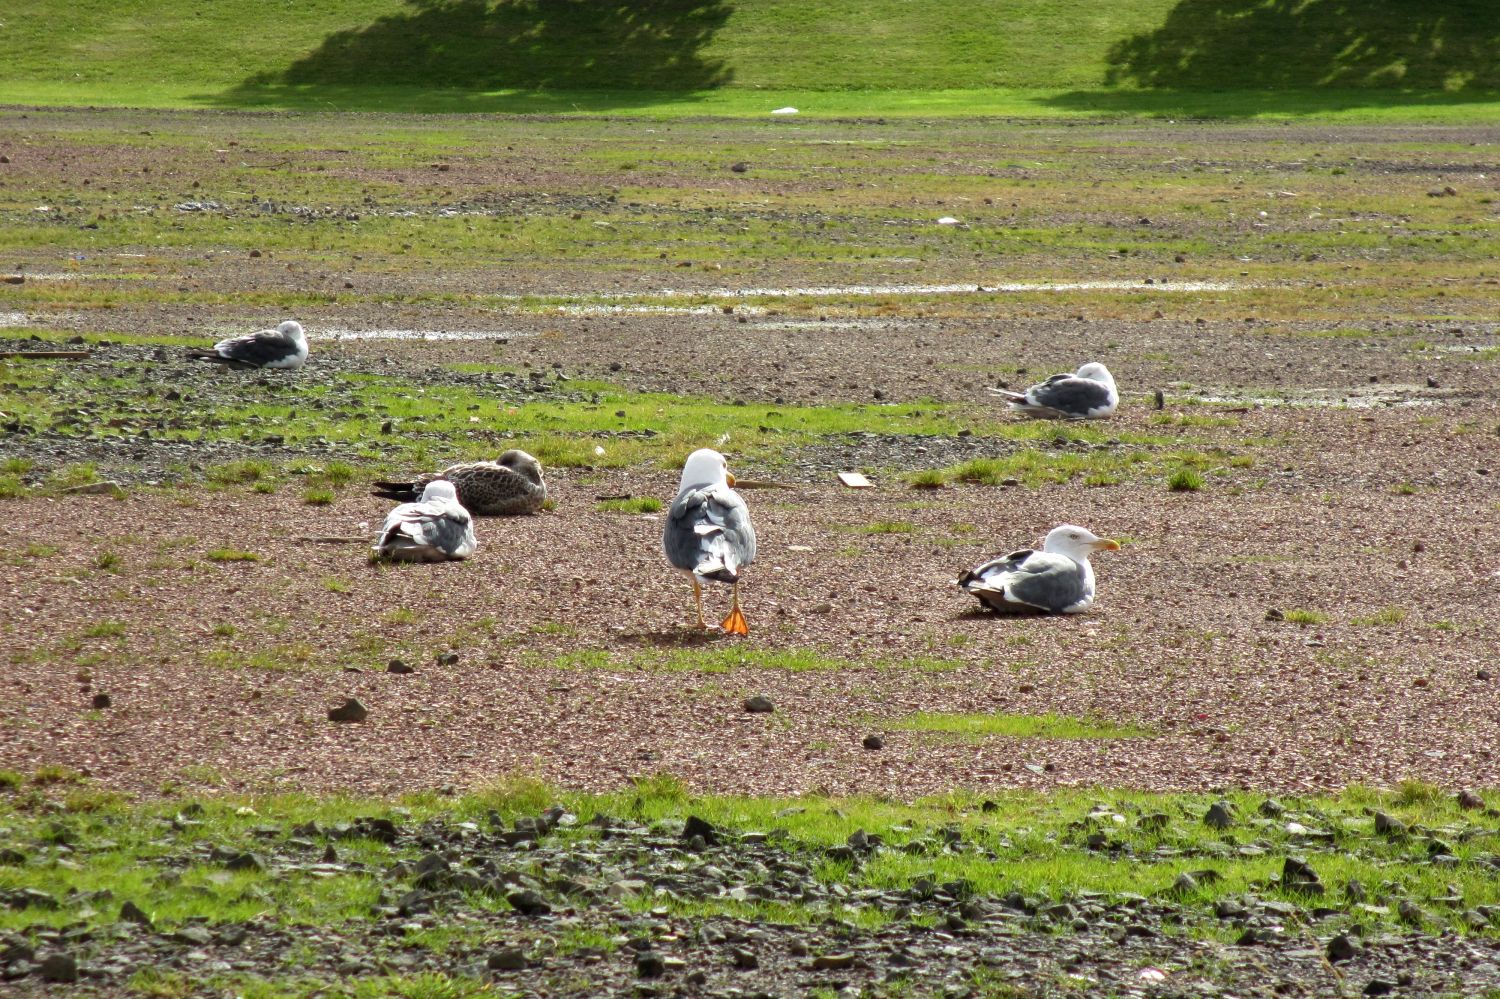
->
[[1282, 609, 1328, 626], [1353, 606, 1409, 627], [595, 497, 663, 514], [859, 519, 916, 535], [1167, 466, 1205, 492], [886, 711, 1152, 741], [205, 548, 263, 563], [0, 0, 1496, 120]]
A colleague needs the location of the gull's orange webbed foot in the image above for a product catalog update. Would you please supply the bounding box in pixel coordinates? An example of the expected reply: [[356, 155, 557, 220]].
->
[[720, 607, 749, 636]]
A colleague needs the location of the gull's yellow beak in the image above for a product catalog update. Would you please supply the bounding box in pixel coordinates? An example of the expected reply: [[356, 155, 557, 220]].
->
[[1092, 538, 1121, 552], [726, 471, 736, 487]]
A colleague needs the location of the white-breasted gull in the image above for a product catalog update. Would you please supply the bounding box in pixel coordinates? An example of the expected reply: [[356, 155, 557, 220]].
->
[[372, 449, 547, 516], [959, 524, 1119, 613], [188, 320, 308, 370], [371, 480, 477, 562], [990, 361, 1118, 419], [663, 448, 756, 634]]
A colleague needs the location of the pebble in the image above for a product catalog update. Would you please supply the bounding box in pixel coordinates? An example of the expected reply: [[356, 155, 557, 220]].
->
[[327, 698, 368, 723], [37, 953, 79, 983], [743, 695, 775, 713], [862, 734, 885, 751], [387, 659, 414, 674]]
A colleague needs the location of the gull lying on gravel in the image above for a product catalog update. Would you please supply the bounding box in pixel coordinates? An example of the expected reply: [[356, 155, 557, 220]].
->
[[990, 361, 1118, 419], [187, 320, 308, 370], [959, 524, 1119, 614], [371, 481, 477, 562], [372, 449, 547, 516], [663, 448, 757, 635]]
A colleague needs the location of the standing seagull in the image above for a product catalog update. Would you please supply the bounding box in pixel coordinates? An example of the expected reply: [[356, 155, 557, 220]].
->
[[372, 449, 546, 516], [663, 449, 757, 635], [959, 524, 1119, 614], [990, 362, 1118, 419], [371, 480, 477, 562], [187, 320, 309, 370]]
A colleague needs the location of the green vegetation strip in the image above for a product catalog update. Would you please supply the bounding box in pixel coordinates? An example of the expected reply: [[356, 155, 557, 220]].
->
[[886, 711, 1152, 741]]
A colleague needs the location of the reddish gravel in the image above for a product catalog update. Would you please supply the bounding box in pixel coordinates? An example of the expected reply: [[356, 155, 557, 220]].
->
[[5, 395, 1498, 799]]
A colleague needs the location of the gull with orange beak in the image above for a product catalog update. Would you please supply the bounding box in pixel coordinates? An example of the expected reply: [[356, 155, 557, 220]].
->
[[663, 448, 757, 634], [959, 524, 1119, 614]]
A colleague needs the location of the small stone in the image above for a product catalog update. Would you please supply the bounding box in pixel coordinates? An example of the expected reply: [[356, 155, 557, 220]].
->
[[487, 947, 527, 971], [743, 695, 775, 714], [436, 651, 459, 667], [1397, 899, 1425, 924], [119, 900, 152, 927], [172, 925, 213, 945], [37, 952, 79, 983], [1327, 933, 1359, 962], [1373, 811, 1406, 836], [635, 950, 666, 978], [809, 602, 833, 614], [1426, 376, 1440, 388], [1480, 669, 1492, 681], [730, 162, 749, 173], [506, 890, 551, 917], [1364, 980, 1396, 996], [91, 692, 112, 709], [327, 698, 368, 723], [248, 249, 262, 258], [387, 659, 414, 675], [862, 734, 885, 751], [1458, 789, 1485, 810], [681, 815, 719, 845], [1203, 801, 1234, 829], [811, 952, 855, 970], [1264, 608, 1285, 622], [1258, 798, 1285, 817], [225, 852, 264, 872]]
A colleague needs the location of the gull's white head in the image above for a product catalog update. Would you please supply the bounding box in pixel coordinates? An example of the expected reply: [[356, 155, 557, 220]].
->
[[278, 320, 306, 340], [679, 448, 732, 491], [420, 480, 460, 504], [1075, 362, 1114, 386], [1041, 524, 1119, 562]]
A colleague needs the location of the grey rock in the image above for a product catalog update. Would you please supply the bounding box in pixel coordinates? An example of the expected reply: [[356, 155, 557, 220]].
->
[[327, 698, 368, 723], [862, 733, 885, 751], [37, 952, 79, 983], [387, 659, 414, 675], [1203, 801, 1235, 829], [635, 950, 666, 977], [119, 900, 152, 927], [1373, 811, 1406, 836], [742, 695, 775, 713], [730, 946, 758, 969], [812, 952, 855, 970], [1327, 933, 1359, 962], [506, 889, 551, 917], [487, 947, 526, 970], [91, 692, 112, 709]]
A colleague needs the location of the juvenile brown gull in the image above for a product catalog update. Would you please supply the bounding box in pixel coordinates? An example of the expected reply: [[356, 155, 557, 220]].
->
[[372, 449, 546, 516]]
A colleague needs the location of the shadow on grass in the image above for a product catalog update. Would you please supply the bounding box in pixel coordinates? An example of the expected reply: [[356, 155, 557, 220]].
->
[[1046, 0, 1500, 117], [210, 0, 731, 111]]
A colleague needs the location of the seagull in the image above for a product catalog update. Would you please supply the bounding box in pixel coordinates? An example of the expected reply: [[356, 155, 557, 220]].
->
[[187, 320, 309, 370], [663, 448, 756, 635], [959, 524, 1119, 614], [371, 449, 547, 516], [371, 480, 477, 562], [990, 362, 1118, 419]]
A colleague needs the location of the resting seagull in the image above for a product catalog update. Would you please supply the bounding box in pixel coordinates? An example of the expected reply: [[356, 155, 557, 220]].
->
[[663, 448, 757, 635], [188, 320, 308, 370], [959, 524, 1119, 614], [371, 480, 477, 562], [990, 362, 1118, 419], [372, 449, 547, 516]]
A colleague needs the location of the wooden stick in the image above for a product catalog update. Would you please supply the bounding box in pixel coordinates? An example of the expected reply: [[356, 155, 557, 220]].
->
[[0, 350, 92, 360]]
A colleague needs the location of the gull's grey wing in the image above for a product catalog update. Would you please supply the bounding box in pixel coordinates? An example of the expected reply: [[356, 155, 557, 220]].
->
[[377, 501, 475, 560], [1027, 377, 1112, 417], [215, 329, 296, 367], [664, 484, 756, 581], [961, 550, 1085, 612]]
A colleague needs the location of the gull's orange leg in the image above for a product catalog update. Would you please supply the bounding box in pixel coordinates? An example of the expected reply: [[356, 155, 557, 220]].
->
[[690, 577, 710, 630], [719, 582, 749, 636]]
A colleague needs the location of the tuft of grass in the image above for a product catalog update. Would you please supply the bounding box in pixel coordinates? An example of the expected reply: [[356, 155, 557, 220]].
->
[[1167, 467, 1204, 492], [907, 469, 947, 490], [212, 623, 237, 637], [94, 550, 123, 573], [323, 577, 352, 593], [303, 486, 336, 505], [887, 711, 1151, 741], [1353, 606, 1408, 627], [595, 496, 663, 514], [859, 519, 915, 535], [82, 621, 127, 639], [206, 548, 262, 563], [206, 459, 273, 485], [1282, 609, 1328, 626], [1391, 481, 1418, 496]]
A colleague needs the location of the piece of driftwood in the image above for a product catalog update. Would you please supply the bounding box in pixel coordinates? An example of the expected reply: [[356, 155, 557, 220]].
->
[[0, 350, 92, 360], [837, 471, 874, 489]]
